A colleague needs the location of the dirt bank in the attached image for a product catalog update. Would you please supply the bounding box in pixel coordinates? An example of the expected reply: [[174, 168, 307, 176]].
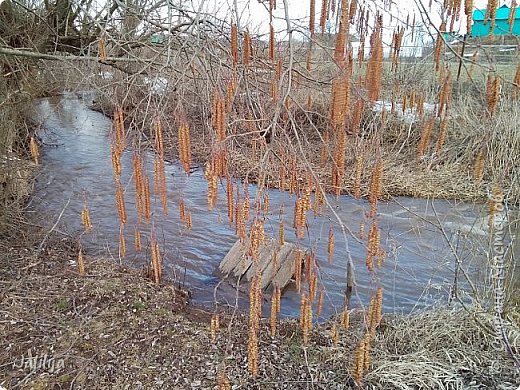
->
[[1, 226, 518, 389]]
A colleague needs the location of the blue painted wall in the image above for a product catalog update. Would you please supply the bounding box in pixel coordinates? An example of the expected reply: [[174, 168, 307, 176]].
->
[[471, 5, 520, 37]]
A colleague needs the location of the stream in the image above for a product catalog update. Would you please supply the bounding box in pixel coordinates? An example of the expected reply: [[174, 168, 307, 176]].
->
[[29, 93, 491, 318]]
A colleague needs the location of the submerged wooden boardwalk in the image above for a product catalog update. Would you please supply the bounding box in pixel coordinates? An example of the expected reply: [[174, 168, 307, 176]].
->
[[218, 238, 303, 292]]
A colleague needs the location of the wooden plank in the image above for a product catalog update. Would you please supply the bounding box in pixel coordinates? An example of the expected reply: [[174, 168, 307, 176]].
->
[[218, 238, 307, 294], [269, 247, 304, 291], [260, 243, 295, 290], [219, 239, 249, 275], [244, 239, 277, 281]]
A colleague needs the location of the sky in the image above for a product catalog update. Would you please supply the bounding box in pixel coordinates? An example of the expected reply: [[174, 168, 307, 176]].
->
[[191, 0, 498, 56], [200, 0, 497, 41]]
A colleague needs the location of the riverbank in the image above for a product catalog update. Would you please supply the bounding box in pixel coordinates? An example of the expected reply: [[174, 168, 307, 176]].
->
[[1, 226, 518, 389], [90, 94, 520, 206]]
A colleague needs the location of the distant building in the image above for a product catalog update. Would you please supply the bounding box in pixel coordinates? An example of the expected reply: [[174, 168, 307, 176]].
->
[[471, 4, 520, 37]]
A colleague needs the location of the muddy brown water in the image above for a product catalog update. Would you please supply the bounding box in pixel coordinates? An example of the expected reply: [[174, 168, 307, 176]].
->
[[29, 93, 492, 318]]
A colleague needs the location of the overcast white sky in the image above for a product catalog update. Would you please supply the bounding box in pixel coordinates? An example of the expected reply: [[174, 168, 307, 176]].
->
[[201, 0, 497, 41]]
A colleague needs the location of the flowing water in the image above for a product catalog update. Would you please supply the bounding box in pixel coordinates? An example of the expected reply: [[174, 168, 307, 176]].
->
[[29, 93, 491, 318]]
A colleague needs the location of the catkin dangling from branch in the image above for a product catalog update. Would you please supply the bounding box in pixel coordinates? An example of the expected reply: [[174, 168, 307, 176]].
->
[[269, 23, 275, 61], [368, 158, 383, 217], [270, 285, 281, 337], [134, 227, 142, 251], [154, 156, 168, 216], [29, 137, 39, 165], [334, 0, 349, 64], [417, 117, 435, 160], [210, 314, 220, 342], [486, 74, 500, 117], [436, 116, 449, 155], [178, 122, 192, 175], [247, 273, 262, 376], [119, 224, 126, 258], [98, 36, 108, 62], [331, 129, 347, 196], [366, 222, 380, 271], [434, 22, 446, 72], [366, 15, 383, 101], [113, 106, 125, 155], [231, 23, 238, 67], [150, 236, 162, 284], [243, 29, 252, 67], [327, 227, 335, 263], [115, 179, 127, 225], [508, 0, 517, 33], [512, 61, 520, 99], [212, 92, 226, 142], [486, 0, 498, 35], [226, 177, 234, 223], [81, 205, 92, 233], [465, 0, 474, 35], [320, 0, 329, 32], [78, 248, 85, 276], [309, 0, 316, 35]]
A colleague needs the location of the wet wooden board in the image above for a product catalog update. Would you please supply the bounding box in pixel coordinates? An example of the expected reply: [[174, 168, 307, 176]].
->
[[218, 238, 303, 291]]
